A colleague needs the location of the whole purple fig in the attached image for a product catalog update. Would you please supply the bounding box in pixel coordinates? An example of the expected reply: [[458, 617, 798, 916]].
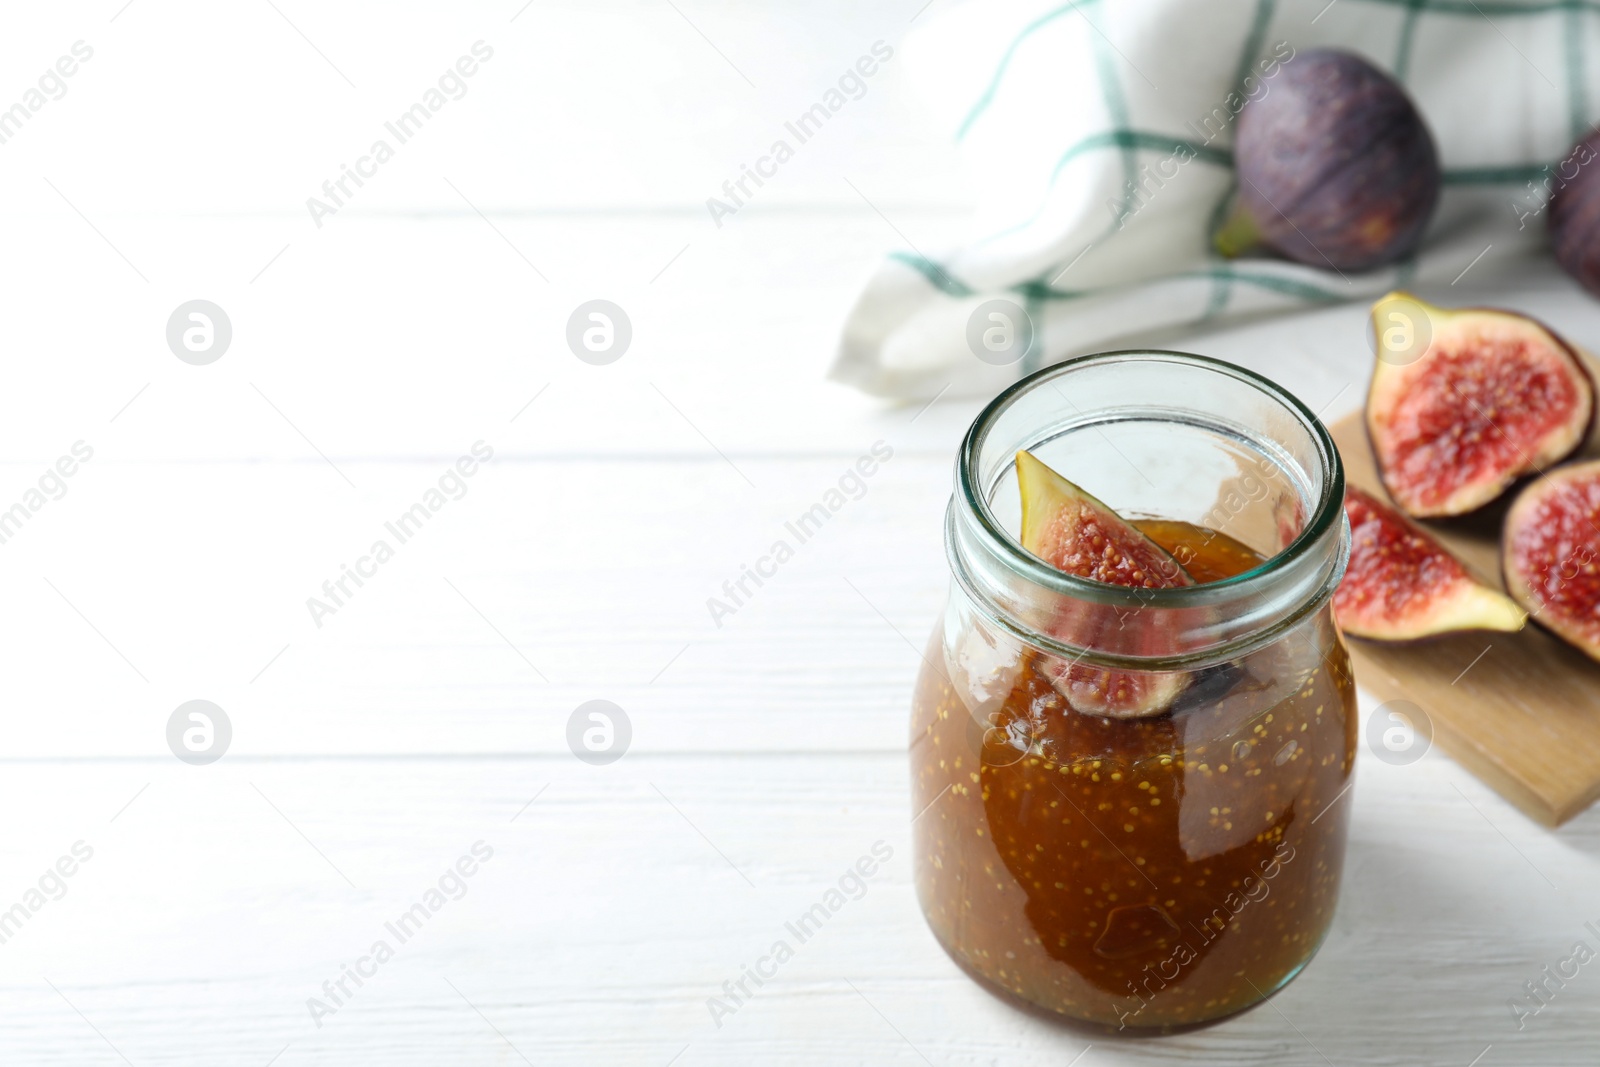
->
[[1216, 48, 1440, 272], [1548, 129, 1600, 297]]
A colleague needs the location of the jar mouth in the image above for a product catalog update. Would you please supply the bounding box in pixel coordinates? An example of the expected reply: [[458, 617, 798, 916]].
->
[[957, 350, 1345, 610], [947, 350, 1349, 667]]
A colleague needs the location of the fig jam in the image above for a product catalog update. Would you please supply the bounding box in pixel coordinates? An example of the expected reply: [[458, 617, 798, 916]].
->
[[912, 521, 1357, 1030]]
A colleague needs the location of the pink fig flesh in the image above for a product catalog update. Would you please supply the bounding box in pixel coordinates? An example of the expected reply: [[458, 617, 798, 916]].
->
[[1367, 293, 1593, 517], [1333, 486, 1525, 640], [1503, 461, 1600, 662], [1016, 450, 1194, 719]]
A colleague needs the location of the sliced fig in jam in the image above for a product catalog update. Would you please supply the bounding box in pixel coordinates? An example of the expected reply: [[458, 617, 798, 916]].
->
[[1503, 461, 1600, 662], [1015, 450, 1194, 719], [1334, 485, 1525, 640], [1367, 292, 1594, 517]]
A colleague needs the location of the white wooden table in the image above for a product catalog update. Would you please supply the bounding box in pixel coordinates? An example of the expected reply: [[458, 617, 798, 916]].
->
[[3, 2, 1599, 1063]]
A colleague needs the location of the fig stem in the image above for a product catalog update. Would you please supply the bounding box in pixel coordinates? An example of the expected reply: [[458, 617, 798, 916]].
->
[[1213, 207, 1261, 259]]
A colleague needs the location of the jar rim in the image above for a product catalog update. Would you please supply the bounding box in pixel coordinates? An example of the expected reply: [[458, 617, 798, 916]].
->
[[955, 349, 1346, 612]]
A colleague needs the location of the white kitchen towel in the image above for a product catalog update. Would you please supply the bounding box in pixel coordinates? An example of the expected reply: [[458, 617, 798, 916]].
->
[[831, 0, 1598, 400]]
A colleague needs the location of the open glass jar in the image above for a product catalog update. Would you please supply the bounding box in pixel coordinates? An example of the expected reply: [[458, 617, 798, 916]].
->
[[911, 352, 1356, 1031]]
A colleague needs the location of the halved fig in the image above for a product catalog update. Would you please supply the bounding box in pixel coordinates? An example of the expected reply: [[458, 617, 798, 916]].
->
[[1503, 461, 1600, 661], [1334, 485, 1525, 640], [1015, 450, 1194, 718], [1367, 292, 1594, 517]]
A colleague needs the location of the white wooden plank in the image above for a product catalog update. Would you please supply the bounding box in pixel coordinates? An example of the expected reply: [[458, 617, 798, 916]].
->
[[0, 751, 1593, 1065], [6, 265, 1600, 764], [5, 209, 1592, 466], [0, 212, 981, 466], [0, 454, 950, 757], [0, 1, 969, 216]]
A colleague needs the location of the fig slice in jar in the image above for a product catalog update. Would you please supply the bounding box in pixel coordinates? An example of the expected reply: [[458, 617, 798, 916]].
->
[[1015, 449, 1194, 718], [1334, 485, 1526, 640], [1367, 292, 1594, 517], [1503, 461, 1600, 662]]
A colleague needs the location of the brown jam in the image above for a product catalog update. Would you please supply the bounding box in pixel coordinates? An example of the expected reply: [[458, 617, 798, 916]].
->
[[912, 521, 1357, 1031]]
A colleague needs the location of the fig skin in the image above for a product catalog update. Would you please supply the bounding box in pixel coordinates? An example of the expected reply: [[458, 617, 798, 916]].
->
[[1220, 49, 1439, 272], [1503, 461, 1600, 662], [1333, 485, 1525, 641], [1548, 129, 1600, 298], [1366, 292, 1595, 518]]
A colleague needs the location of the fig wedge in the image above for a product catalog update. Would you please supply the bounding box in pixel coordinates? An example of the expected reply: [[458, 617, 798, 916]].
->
[[1334, 485, 1526, 640], [1503, 461, 1600, 662], [1015, 450, 1194, 718], [1367, 292, 1594, 517]]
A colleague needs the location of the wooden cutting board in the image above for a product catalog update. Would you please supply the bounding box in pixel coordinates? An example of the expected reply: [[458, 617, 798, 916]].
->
[[1332, 407, 1600, 826]]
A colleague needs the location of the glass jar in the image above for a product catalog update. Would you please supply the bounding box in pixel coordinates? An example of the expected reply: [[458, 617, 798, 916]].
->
[[911, 351, 1356, 1032]]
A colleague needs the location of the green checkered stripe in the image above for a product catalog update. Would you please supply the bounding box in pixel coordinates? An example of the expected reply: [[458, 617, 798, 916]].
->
[[900, 0, 1584, 375]]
